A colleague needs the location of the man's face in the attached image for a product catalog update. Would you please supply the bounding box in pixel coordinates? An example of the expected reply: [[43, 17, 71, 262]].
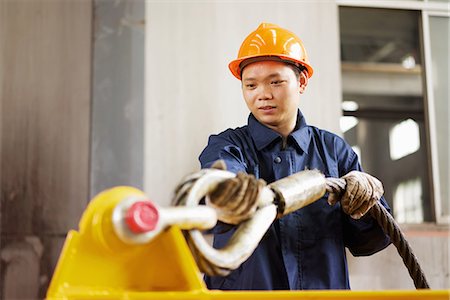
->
[[241, 60, 306, 133]]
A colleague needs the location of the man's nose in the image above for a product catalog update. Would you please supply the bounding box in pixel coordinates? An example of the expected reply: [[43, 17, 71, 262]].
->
[[257, 85, 273, 100]]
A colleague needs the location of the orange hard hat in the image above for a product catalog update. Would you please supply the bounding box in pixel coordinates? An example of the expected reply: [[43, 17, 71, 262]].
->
[[228, 23, 314, 80]]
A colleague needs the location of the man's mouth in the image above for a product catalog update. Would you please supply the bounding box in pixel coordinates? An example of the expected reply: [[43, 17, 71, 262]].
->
[[259, 106, 276, 110]]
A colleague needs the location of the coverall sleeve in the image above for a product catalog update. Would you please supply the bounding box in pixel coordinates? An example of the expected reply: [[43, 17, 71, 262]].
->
[[339, 147, 392, 256], [198, 132, 248, 234], [199, 133, 248, 174]]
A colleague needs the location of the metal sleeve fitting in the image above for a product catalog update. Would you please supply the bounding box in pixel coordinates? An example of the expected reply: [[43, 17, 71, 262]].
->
[[268, 169, 326, 218]]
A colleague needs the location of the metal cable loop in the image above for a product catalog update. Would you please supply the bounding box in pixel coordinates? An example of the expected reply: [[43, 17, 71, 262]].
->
[[173, 169, 278, 277]]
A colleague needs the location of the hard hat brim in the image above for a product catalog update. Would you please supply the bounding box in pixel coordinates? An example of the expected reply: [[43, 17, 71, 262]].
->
[[229, 54, 314, 80]]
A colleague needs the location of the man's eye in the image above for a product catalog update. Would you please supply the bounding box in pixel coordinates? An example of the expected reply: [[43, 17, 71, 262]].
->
[[246, 84, 256, 89], [271, 80, 284, 85]]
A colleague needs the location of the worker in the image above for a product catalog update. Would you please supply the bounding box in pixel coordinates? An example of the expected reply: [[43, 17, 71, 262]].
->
[[199, 23, 391, 290]]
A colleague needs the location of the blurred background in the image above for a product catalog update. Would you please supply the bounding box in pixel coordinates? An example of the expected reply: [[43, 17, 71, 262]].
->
[[0, 0, 449, 298]]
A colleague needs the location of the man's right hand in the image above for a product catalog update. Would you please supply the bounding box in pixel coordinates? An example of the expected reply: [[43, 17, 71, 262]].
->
[[207, 171, 265, 225]]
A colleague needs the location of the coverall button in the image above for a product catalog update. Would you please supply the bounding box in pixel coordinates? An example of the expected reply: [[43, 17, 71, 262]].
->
[[274, 156, 282, 164]]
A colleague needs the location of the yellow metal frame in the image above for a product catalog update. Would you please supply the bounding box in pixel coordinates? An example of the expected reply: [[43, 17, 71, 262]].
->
[[47, 186, 450, 300]]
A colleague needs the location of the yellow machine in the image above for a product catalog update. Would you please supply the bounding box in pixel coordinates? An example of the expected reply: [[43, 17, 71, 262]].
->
[[46, 184, 449, 300]]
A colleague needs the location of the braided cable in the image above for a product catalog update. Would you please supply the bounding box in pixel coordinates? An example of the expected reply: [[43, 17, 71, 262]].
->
[[369, 203, 430, 289], [326, 178, 430, 289]]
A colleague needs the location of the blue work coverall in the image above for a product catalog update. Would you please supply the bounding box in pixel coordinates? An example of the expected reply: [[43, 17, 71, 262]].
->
[[199, 110, 391, 290]]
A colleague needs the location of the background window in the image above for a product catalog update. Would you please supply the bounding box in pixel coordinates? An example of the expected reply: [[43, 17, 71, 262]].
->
[[429, 15, 450, 221], [339, 7, 433, 223]]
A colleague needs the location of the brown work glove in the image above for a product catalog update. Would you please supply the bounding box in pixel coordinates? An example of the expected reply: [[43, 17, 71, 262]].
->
[[328, 171, 384, 219], [206, 160, 265, 225]]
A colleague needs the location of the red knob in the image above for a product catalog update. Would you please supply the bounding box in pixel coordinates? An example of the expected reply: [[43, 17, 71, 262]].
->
[[125, 201, 159, 233]]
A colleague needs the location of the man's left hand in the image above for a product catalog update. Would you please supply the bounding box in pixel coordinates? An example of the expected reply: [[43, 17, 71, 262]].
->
[[338, 171, 384, 219]]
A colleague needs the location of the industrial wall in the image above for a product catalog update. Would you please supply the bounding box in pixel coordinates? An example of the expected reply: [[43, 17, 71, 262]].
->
[[0, 0, 92, 298]]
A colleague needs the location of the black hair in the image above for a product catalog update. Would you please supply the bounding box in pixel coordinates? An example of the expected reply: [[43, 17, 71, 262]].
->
[[240, 57, 308, 80], [286, 64, 307, 80]]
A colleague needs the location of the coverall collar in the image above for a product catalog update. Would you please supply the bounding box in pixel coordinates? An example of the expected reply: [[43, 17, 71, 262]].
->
[[248, 110, 311, 154]]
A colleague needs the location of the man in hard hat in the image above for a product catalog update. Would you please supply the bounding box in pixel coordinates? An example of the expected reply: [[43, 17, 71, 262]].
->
[[199, 23, 390, 290]]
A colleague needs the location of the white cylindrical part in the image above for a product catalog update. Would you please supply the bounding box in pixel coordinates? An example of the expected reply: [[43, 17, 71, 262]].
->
[[269, 169, 326, 217]]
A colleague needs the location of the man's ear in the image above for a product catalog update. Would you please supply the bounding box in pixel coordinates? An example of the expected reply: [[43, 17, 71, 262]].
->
[[299, 70, 309, 94]]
